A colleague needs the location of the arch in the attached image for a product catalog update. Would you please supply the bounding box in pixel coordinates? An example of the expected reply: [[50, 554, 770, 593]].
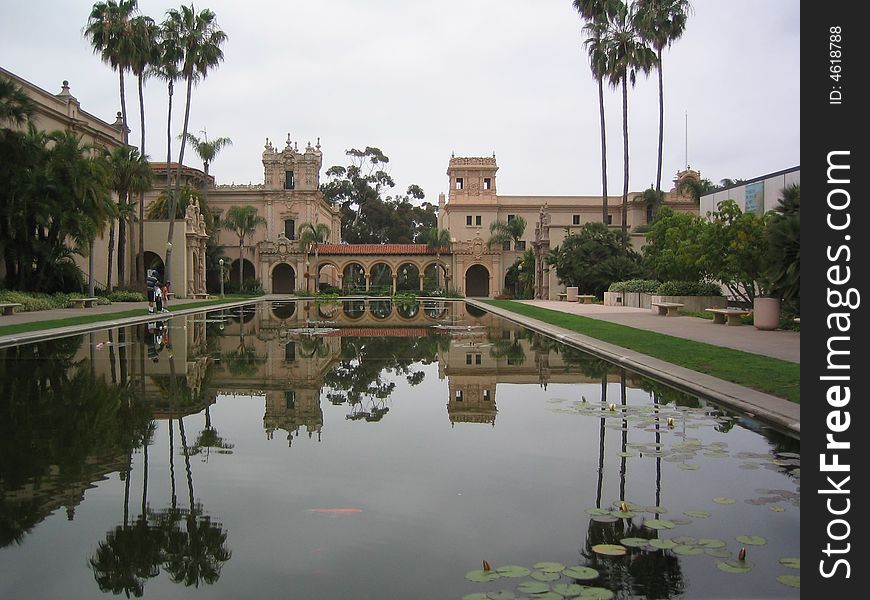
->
[[271, 263, 296, 294], [395, 300, 420, 320], [229, 304, 257, 324], [422, 263, 448, 293], [423, 300, 449, 320], [271, 301, 296, 320], [369, 299, 392, 319], [342, 263, 366, 293], [317, 301, 340, 319], [465, 264, 490, 297], [316, 263, 340, 293], [144, 251, 165, 282], [465, 303, 487, 318], [395, 262, 421, 293], [343, 300, 365, 320], [369, 263, 393, 293], [229, 258, 256, 288]]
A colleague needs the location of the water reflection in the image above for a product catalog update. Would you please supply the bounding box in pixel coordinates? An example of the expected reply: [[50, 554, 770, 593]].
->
[[0, 300, 798, 599]]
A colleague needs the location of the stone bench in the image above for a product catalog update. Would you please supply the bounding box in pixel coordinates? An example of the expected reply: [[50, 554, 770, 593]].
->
[[0, 302, 22, 316], [557, 293, 568, 301], [650, 301, 684, 317], [705, 307, 751, 326], [577, 295, 596, 304], [191, 293, 210, 300], [70, 297, 98, 309]]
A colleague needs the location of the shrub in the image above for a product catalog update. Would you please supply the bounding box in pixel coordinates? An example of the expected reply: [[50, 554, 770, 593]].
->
[[108, 290, 147, 302], [655, 280, 723, 296], [608, 279, 660, 293]]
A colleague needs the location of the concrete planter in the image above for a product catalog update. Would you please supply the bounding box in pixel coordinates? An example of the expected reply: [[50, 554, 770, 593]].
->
[[604, 291, 651, 308], [566, 286, 578, 302], [753, 297, 781, 330]]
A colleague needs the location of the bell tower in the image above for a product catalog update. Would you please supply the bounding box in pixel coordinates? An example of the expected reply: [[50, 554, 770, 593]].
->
[[447, 154, 498, 205]]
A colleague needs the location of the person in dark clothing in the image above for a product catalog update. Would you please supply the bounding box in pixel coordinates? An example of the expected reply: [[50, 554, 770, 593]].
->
[[146, 269, 159, 313]]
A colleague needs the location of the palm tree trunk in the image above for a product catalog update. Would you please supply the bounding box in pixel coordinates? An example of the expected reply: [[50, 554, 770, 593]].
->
[[165, 81, 173, 193], [88, 239, 96, 297], [597, 76, 609, 225], [239, 239, 244, 289], [654, 49, 664, 197], [166, 76, 194, 284], [621, 76, 629, 237], [118, 70, 129, 145], [106, 222, 115, 291], [596, 373, 607, 509], [137, 74, 146, 290], [118, 190, 127, 287]]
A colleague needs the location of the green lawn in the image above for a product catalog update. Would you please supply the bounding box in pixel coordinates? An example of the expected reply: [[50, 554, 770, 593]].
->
[[483, 300, 800, 403], [0, 296, 253, 338]]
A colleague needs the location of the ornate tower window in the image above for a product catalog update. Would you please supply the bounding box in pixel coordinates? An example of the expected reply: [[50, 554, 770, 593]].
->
[[284, 219, 296, 239], [573, 214, 581, 225], [483, 177, 491, 190], [284, 170, 295, 190], [455, 177, 464, 190]]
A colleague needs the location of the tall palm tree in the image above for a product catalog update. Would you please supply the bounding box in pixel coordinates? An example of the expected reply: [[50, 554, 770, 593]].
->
[[162, 5, 227, 285], [486, 216, 527, 250], [423, 227, 451, 290], [0, 76, 36, 126], [221, 206, 265, 290], [635, 0, 693, 198], [575, 0, 621, 225], [151, 31, 182, 196], [298, 222, 330, 293], [676, 175, 715, 203], [84, 0, 139, 146], [105, 146, 152, 289], [182, 130, 231, 211], [129, 14, 160, 288], [602, 2, 657, 236]]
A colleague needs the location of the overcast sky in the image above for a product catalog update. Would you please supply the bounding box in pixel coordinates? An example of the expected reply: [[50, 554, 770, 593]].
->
[[1, 0, 799, 202]]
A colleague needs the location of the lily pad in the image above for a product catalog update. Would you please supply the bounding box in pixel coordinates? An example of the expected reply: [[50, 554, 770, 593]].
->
[[585, 508, 610, 516], [777, 574, 800, 588], [462, 594, 489, 600], [579, 587, 615, 599], [619, 537, 650, 548], [466, 569, 501, 582], [671, 536, 697, 545], [769, 505, 785, 512], [684, 511, 711, 519], [592, 544, 627, 556], [736, 535, 767, 546], [698, 538, 726, 549], [609, 510, 636, 519], [704, 548, 732, 558], [713, 497, 736, 504], [485, 591, 516, 600], [643, 519, 676, 530], [533, 562, 566, 573], [779, 557, 800, 569], [678, 463, 700, 470], [591, 514, 619, 523], [496, 565, 531, 578], [717, 560, 754, 574], [563, 565, 600, 580], [669, 517, 692, 526], [552, 583, 585, 597], [517, 581, 551, 594], [673, 545, 704, 556], [648, 538, 678, 550], [531, 570, 562, 582], [530, 593, 563, 600]]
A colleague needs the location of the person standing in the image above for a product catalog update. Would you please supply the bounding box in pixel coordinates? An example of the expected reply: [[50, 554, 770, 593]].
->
[[146, 269, 159, 314], [161, 281, 171, 313]]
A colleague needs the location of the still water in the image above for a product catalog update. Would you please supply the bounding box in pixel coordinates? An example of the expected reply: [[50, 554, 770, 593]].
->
[[0, 300, 799, 599]]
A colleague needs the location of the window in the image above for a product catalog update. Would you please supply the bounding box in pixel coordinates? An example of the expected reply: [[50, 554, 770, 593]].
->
[[284, 219, 295, 239], [466, 215, 473, 226], [455, 390, 463, 402], [475, 215, 482, 226], [502, 241, 511, 251], [483, 178, 491, 190], [284, 170, 295, 190], [455, 177, 464, 190], [507, 214, 515, 222], [466, 353, 473, 365], [475, 354, 482, 365], [607, 214, 613, 225], [285, 341, 296, 362], [515, 240, 526, 251], [285, 390, 296, 409], [483, 389, 491, 402], [646, 204, 654, 223], [573, 214, 581, 225]]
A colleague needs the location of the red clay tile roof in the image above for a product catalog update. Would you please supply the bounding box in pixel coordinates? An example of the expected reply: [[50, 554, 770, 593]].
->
[[318, 244, 449, 255]]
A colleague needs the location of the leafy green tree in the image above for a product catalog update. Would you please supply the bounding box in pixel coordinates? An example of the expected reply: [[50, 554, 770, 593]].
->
[[183, 130, 231, 208], [550, 221, 643, 297], [487, 215, 527, 250], [84, 0, 139, 145], [0, 76, 36, 125], [641, 206, 705, 281], [298, 222, 330, 292], [221, 206, 265, 288], [765, 184, 800, 311], [162, 4, 227, 284], [634, 0, 693, 197], [321, 147, 432, 243], [677, 174, 715, 203], [576, 0, 622, 224], [602, 2, 657, 234]]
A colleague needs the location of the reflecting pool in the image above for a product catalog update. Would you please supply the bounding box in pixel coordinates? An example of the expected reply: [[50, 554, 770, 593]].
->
[[0, 300, 800, 599]]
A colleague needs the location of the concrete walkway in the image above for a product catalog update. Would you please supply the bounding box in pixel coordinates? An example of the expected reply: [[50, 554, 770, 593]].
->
[[470, 299, 800, 436]]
